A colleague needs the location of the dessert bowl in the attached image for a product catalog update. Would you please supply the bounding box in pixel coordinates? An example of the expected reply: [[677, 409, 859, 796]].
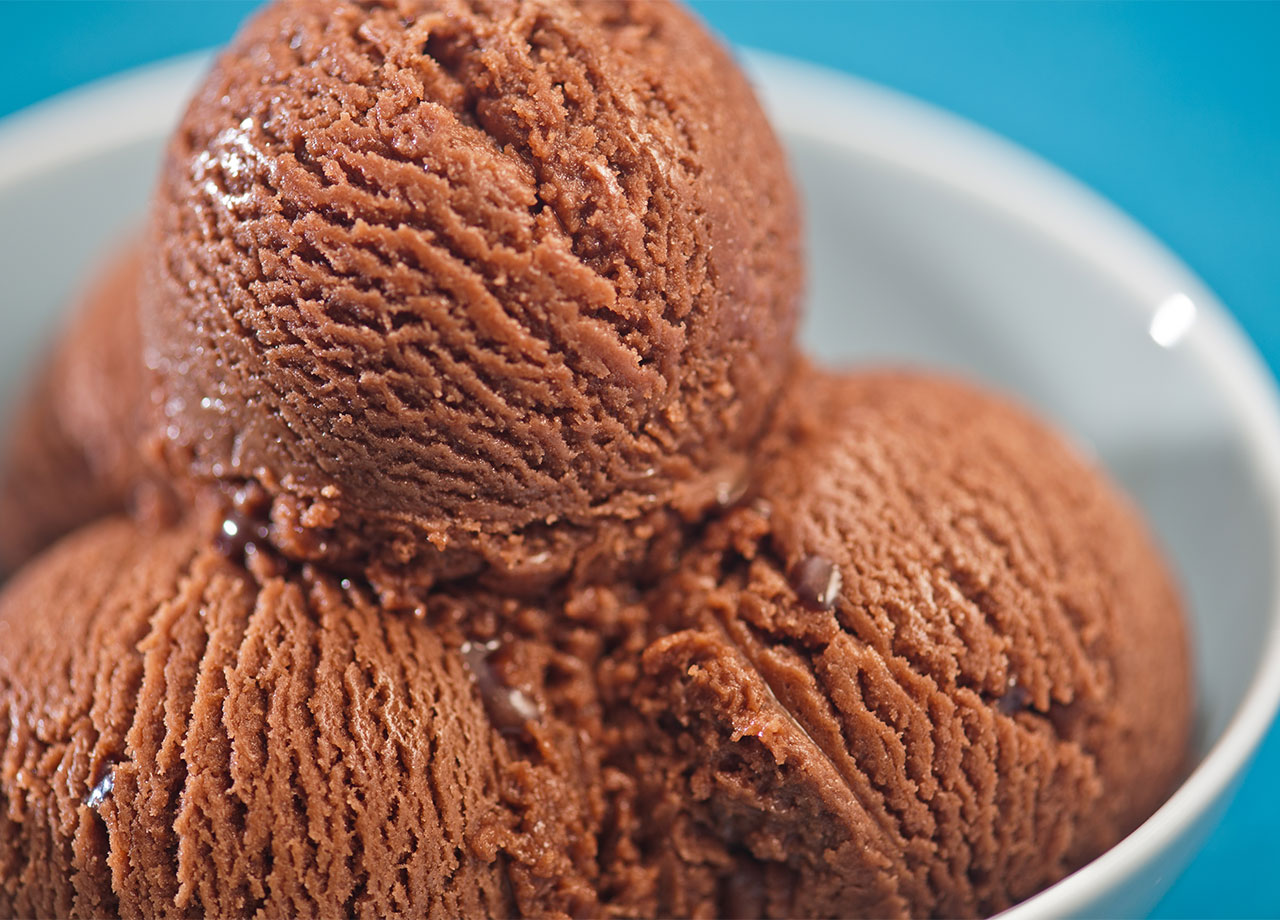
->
[[1, 50, 1278, 918]]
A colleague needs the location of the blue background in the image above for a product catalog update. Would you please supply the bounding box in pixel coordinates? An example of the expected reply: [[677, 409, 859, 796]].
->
[[2, 2, 1277, 915]]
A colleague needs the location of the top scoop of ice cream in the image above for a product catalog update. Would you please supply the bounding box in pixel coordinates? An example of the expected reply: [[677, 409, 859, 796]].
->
[[144, 0, 803, 594], [613, 369, 1192, 918]]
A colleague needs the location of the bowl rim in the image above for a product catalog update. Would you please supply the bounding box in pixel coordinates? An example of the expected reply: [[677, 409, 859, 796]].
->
[[2, 48, 1279, 918]]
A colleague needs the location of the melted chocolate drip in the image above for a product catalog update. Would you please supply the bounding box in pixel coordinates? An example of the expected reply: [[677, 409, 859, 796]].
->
[[461, 639, 540, 737], [792, 554, 842, 611]]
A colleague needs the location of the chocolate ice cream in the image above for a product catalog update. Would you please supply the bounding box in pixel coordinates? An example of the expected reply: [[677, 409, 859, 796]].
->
[[0, 516, 644, 919], [0, 0, 1197, 914], [0, 239, 152, 572], [144, 0, 803, 595], [612, 370, 1192, 918], [0, 369, 1196, 919]]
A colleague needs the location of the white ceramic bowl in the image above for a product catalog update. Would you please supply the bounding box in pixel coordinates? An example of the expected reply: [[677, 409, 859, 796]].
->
[[2, 52, 1279, 919]]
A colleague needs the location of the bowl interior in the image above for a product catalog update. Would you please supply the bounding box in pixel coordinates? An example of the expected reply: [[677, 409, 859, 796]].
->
[[2, 51, 1279, 918]]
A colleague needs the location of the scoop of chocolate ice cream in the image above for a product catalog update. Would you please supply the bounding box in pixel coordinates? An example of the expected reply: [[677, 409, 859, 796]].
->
[[0, 516, 644, 918], [143, 0, 803, 596], [613, 369, 1192, 918], [0, 239, 153, 573]]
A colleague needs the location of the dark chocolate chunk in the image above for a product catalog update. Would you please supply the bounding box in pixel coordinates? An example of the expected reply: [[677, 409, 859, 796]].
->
[[792, 554, 842, 611], [996, 684, 1032, 716], [214, 510, 271, 562], [84, 766, 115, 810], [461, 639, 541, 737]]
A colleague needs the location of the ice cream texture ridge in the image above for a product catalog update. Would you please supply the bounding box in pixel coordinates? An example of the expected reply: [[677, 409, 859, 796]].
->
[[0, 1, 1191, 918]]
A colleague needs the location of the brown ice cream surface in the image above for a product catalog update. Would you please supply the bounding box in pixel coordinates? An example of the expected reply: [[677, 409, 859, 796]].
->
[[0, 0, 1196, 913], [0, 238, 152, 573], [144, 0, 803, 596], [0, 368, 1195, 919], [0, 515, 645, 919], [611, 369, 1192, 918]]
